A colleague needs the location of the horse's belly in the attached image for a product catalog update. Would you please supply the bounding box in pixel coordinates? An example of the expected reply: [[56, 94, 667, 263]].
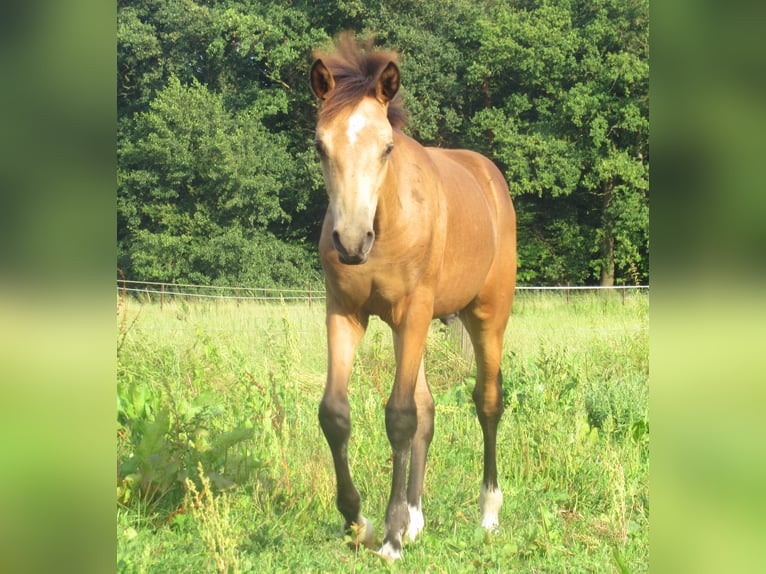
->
[[433, 208, 497, 314], [433, 258, 494, 316]]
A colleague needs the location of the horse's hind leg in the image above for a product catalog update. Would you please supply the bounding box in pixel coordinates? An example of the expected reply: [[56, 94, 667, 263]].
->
[[461, 306, 510, 530], [318, 310, 375, 548]]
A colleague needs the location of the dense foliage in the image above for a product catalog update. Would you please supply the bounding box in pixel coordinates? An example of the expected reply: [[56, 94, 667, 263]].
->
[[118, 0, 648, 286]]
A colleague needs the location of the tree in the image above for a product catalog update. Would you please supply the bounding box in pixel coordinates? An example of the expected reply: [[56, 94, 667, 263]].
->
[[117, 0, 328, 285], [118, 76, 319, 285], [466, 0, 649, 284], [117, 0, 648, 287]]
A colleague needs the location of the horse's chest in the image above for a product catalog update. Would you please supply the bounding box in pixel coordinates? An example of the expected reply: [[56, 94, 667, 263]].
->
[[327, 259, 424, 318]]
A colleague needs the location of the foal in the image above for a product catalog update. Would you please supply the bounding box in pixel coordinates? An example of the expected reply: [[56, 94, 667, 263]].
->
[[310, 37, 516, 560]]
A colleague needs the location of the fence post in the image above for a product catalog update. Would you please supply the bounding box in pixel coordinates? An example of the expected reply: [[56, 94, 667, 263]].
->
[[308, 282, 313, 308], [236, 283, 241, 307], [160, 283, 164, 310], [566, 284, 570, 305], [447, 319, 474, 363]]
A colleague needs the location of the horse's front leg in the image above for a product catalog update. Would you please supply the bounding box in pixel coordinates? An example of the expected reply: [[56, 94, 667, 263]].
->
[[379, 306, 432, 560], [318, 309, 374, 548]]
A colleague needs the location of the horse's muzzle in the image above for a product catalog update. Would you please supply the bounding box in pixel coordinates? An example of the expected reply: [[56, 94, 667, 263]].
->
[[332, 229, 375, 265]]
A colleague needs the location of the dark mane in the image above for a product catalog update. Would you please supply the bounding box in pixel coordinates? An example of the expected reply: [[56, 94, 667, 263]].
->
[[313, 33, 408, 129]]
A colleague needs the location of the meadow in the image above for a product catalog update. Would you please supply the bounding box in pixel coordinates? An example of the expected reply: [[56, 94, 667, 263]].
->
[[117, 289, 648, 573]]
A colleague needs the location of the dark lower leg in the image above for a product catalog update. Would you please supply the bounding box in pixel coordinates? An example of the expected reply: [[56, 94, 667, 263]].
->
[[473, 371, 504, 528], [381, 400, 417, 555], [407, 416, 433, 505], [318, 394, 362, 529], [406, 365, 434, 540], [473, 371, 503, 485]]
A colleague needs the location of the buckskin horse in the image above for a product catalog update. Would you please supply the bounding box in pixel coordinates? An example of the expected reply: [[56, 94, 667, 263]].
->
[[310, 35, 516, 560]]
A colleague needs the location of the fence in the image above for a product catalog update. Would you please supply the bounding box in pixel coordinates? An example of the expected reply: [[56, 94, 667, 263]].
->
[[116, 279, 648, 308]]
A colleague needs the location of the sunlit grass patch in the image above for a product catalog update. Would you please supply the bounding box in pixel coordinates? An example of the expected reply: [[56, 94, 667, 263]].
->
[[117, 291, 648, 572]]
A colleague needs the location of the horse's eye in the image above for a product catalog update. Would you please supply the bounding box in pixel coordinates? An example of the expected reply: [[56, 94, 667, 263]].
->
[[314, 139, 326, 157], [383, 142, 394, 158]]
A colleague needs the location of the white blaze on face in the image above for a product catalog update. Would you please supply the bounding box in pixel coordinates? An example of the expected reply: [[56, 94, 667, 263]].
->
[[318, 99, 394, 260], [346, 112, 366, 147]]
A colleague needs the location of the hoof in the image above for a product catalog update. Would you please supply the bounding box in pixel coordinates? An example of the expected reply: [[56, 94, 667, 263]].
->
[[480, 513, 500, 531], [376, 540, 402, 561], [346, 516, 375, 550]]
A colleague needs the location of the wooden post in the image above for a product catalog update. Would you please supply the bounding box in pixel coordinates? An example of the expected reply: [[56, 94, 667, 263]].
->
[[566, 284, 570, 305], [236, 284, 241, 307], [448, 320, 474, 364], [160, 283, 164, 310], [308, 282, 313, 308]]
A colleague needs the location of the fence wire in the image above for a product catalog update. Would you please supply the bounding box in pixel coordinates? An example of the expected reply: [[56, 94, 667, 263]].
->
[[117, 280, 648, 304]]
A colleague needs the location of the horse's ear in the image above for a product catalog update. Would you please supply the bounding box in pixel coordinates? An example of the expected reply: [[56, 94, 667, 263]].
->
[[310, 59, 335, 100], [376, 61, 400, 104]]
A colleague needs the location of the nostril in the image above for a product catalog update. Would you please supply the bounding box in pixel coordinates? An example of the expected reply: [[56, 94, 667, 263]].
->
[[331, 230, 345, 255], [363, 230, 375, 255]]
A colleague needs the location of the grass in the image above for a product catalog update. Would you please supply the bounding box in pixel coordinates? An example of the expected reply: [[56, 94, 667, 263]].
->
[[117, 289, 648, 573]]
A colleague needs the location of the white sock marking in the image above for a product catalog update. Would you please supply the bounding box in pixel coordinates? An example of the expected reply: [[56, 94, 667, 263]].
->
[[479, 484, 503, 530], [407, 502, 424, 541]]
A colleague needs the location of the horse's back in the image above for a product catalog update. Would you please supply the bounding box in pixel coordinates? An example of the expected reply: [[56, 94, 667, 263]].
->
[[429, 148, 514, 224], [427, 146, 515, 255]]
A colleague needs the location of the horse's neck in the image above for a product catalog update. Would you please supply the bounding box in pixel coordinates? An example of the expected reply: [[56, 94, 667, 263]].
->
[[375, 134, 433, 234], [374, 165, 399, 230]]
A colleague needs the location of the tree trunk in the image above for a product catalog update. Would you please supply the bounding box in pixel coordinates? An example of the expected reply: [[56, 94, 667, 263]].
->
[[482, 76, 495, 148], [600, 180, 615, 287], [600, 234, 615, 286]]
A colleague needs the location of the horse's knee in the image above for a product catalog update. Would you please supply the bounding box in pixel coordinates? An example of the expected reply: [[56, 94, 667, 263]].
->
[[385, 400, 417, 450], [318, 395, 350, 445]]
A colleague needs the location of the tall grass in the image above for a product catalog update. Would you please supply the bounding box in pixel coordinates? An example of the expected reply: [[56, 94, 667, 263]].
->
[[117, 290, 648, 573]]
